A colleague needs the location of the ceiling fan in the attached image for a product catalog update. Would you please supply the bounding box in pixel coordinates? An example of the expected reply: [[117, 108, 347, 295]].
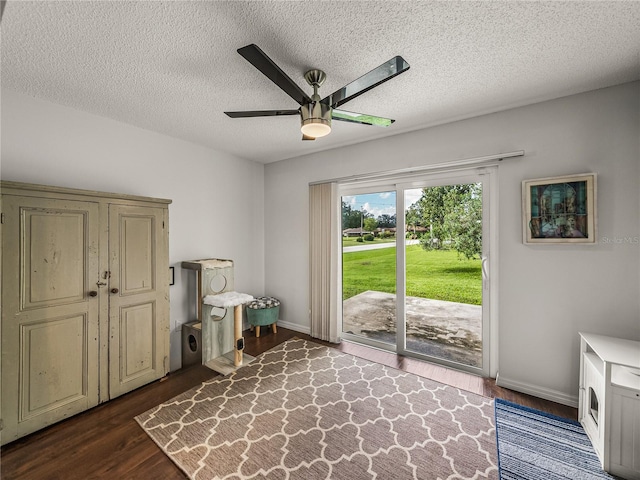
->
[[224, 44, 410, 141]]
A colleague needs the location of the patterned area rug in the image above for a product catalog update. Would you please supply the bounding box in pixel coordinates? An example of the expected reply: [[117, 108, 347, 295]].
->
[[494, 398, 616, 480], [136, 339, 498, 479]]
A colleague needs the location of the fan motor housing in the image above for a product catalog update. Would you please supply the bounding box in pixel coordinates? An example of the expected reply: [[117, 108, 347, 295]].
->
[[300, 102, 332, 137]]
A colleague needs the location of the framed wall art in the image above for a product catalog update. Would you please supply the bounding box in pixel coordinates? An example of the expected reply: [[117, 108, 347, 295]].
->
[[522, 173, 597, 244]]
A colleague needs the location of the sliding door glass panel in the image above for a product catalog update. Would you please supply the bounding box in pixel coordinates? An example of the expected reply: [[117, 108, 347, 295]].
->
[[403, 182, 484, 368], [341, 191, 396, 349]]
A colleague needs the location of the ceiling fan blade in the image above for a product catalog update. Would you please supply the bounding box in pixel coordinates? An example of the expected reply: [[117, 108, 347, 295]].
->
[[321, 56, 410, 109], [332, 109, 395, 127], [224, 109, 299, 118], [302, 134, 316, 141], [237, 44, 312, 106]]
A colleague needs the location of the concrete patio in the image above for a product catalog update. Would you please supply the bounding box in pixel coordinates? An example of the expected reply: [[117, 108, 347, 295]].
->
[[342, 290, 482, 367]]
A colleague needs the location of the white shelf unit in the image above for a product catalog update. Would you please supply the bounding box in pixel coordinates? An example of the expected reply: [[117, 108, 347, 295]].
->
[[579, 332, 640, 480]]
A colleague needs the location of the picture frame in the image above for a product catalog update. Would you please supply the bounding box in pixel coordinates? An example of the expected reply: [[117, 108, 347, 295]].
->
[[169, 266, 175, 286], [522, 173, 597, 244]]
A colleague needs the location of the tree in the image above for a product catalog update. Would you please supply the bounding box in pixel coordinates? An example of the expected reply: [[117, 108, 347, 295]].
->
[[416, 186, 448, 250], [342, 201, 363, 229], [405, 203, 421, 237], [364, 217, 377, 233], [415, 184, 483, 259], [443, 184, 482, 259], [341, 201, 375, 230], [376, 214, 396, 228]]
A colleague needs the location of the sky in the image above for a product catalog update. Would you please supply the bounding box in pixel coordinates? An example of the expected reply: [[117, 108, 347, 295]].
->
[[342, 189, 423, 219]]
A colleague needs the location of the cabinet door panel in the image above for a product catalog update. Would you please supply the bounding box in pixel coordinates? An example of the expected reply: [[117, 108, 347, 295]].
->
[[109, 205, 169, 398], [1, 196, 100, 445], [610, 388, 640, 476], [21, 315, 88, 416], [121, 215, 154, 294], [120, 302, 156, 381], [23, 210, 86, 307]]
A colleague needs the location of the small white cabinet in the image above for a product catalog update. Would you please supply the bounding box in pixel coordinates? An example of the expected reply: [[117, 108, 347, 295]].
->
[[579, 332, 640, 480]]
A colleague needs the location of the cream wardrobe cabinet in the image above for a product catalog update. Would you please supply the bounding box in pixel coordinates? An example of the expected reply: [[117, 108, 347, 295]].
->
[[1, 181, 171, 445]]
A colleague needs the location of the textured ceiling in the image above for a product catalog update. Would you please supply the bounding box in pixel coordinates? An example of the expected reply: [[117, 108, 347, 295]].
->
[[2, 1, 639, 164]]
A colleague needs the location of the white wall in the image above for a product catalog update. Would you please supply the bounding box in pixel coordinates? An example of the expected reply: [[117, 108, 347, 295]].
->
[[1, 90, 265, 371], [264, 82, 640, 406]]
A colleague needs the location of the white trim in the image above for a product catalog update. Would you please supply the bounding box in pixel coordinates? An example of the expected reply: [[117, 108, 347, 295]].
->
[[485, 167, 499, 379], [496, 374, 579, 407], [396, 186, 407, 353], [311, 150, 523, 186], [341, 331, 395, 352], [276, 319, 311, 336]]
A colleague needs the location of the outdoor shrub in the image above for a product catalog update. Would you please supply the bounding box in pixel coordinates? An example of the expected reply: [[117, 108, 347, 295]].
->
[[356, 237, 364, 242], [364, 234, 375, 241]]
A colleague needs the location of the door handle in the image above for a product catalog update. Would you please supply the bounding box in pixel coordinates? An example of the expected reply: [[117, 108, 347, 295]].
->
[[480, 257, 489, 290], [481, 256, 489, 282], [110, 288, 119, 294]]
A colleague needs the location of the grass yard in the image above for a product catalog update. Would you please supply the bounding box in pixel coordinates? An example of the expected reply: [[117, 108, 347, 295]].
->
[[342, 245, 482, 305]]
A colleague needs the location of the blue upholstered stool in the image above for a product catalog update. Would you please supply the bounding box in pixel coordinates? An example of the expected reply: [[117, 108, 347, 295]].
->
[[246, 296, 280, 337]]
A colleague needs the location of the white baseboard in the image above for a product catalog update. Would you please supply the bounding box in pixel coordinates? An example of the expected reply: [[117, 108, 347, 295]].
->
[[275, 319, 311, 335], [239, 319, 310, 336], [496, 374, 579, 408]]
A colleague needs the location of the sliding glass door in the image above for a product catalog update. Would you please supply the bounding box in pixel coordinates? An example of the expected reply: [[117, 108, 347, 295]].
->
[[340, 168, 493, 376], [399, 174, 488, 372]]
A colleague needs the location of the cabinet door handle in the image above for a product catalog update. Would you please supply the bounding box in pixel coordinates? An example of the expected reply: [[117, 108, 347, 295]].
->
[[110, 288, 119, 294], [88, 291, 98, 297]]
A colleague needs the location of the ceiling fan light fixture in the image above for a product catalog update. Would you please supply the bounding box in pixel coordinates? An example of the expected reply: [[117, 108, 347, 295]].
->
[[301, 119, 331, 138], [300, 101, 332, 138], [226, 46, 409, 139]]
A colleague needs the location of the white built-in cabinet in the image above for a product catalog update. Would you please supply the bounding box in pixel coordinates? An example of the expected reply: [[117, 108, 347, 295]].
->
[[579, 332, 640, 480], [0, 181, 171, 445]]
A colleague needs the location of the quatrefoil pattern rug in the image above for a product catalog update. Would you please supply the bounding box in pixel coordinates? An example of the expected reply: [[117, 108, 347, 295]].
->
[[136, 339, 498, 479]]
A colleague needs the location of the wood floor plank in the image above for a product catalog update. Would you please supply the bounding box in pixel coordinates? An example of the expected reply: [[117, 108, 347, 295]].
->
[[0, 327, 577, 479]]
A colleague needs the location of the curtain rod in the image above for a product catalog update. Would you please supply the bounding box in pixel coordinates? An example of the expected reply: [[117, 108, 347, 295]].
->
[[309, 150, 524, 186]]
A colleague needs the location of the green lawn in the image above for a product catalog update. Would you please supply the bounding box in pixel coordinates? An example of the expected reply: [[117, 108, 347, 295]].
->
[[342, 245, 482, 305]]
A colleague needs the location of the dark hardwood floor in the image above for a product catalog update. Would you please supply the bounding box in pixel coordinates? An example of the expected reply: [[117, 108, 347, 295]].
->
[[0, 327, 577, 479]]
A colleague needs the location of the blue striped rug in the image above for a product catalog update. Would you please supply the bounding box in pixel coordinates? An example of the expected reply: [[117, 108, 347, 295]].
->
[[494, 398, 617, 480]]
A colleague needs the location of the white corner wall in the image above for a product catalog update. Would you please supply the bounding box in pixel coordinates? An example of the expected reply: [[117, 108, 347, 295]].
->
[[264, 81, 640, 406], [1, 89, 265, 371]]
